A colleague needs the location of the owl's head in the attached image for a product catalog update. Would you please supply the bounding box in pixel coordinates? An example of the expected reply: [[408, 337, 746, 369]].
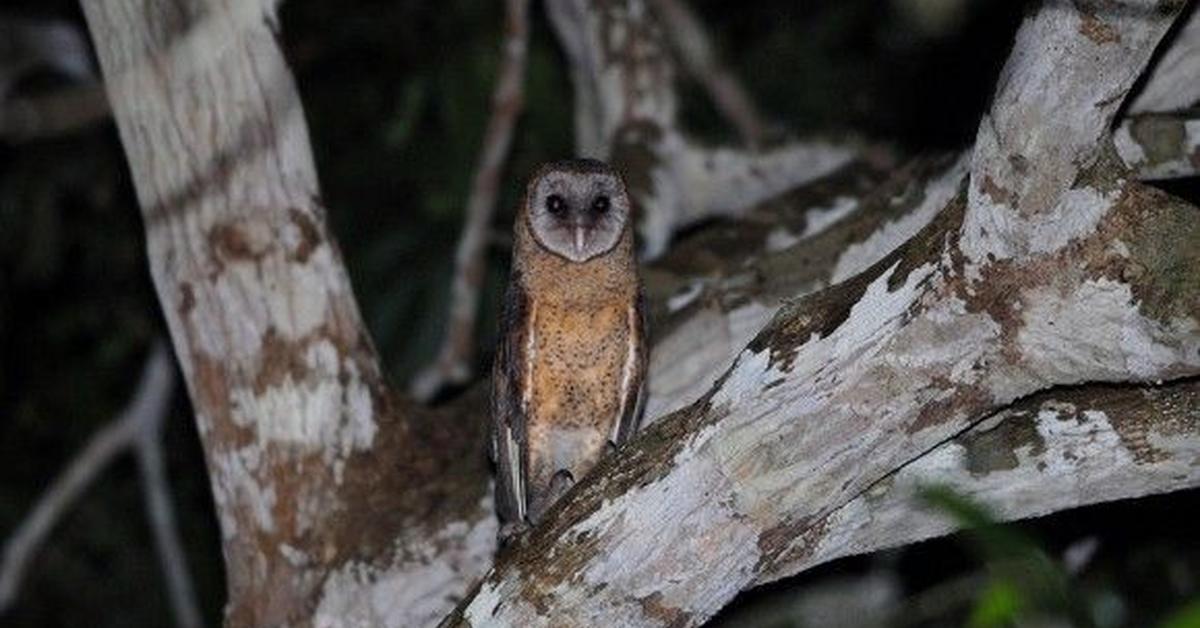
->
[[524, 159, 632, 263]]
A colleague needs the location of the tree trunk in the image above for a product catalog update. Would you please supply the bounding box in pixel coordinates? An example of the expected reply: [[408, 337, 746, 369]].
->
[[80, 2, 493, 626]]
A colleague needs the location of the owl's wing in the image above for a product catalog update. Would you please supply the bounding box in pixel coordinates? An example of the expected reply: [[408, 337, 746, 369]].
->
[[491, 275, 531, 525], [611, 287, 647, 445]]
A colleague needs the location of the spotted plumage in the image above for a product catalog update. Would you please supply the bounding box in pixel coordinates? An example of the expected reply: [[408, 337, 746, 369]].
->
[[491, 159, 646, 538]]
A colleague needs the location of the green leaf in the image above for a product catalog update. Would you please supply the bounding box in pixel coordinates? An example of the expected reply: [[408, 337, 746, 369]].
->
[[1160, 600, 1200, 628], [968, 579, 1024, 628]]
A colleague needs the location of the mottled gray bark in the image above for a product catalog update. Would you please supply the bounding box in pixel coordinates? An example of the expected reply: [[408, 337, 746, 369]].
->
[[81, 2, 494, 626], [446, 1, 1200, 625]]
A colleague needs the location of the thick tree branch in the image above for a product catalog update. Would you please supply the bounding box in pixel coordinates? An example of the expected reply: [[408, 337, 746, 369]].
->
[[445, 2, 1199, 625], [81, 2, 495, 625], [410, 0, 532, 402], [1128, 1, 1200, 115], [546, 0, 856, 256], [762, 378, 1200, 584], [963, 0, 1183, 263], [644, 154, 966, 419]]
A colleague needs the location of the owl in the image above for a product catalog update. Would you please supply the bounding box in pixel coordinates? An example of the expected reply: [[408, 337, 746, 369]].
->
[[491, 158, 647, 539]]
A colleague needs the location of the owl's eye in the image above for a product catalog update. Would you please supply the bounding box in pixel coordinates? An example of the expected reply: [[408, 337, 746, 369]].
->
[[592, 195, 610, 214], [546, 194, 567, 216]]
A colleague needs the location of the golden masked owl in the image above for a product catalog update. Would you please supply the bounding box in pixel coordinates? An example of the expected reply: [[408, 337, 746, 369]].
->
[[491, 159, 647, 539]]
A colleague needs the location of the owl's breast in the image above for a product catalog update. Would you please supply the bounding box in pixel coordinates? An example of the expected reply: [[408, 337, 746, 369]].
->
[[527, 300, 630, 430]]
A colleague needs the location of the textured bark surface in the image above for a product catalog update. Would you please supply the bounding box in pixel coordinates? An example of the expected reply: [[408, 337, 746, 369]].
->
[[80, 0, 1200, 626], [444, 1, 1200, 625], [81, 2, 494, 626]]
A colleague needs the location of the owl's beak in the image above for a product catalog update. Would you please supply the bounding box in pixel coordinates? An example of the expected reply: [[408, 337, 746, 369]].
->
[[573, 225, 586, 255]]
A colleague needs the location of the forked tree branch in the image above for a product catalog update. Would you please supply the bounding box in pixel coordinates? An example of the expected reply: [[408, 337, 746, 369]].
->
[[545, 0, 857, 257], [80, 1, 495, 625], [0, 343, 200, 628], [444, 2, 1200, 624]]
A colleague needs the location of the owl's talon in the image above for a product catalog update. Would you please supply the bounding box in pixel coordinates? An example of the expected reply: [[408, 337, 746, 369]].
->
[[498, 521, 530, 547]]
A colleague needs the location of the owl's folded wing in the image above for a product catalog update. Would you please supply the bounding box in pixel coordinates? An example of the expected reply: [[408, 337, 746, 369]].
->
[[491, 275, 531, 524], [611, 287, 647, 445]]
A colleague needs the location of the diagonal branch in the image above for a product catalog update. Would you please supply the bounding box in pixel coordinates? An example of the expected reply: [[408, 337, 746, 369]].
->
[[963, 0, 1187, 262], [134, 370, 202, 628], [649, 0, 774, 148], [0, 343, 199, 628], [410, 0, 533, 402], [546, 0, 857, 257]]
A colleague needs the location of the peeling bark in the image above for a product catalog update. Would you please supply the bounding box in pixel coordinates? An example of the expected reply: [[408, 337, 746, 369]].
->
[[448, 177, 1200, 627], [643, 154, 967, 419]]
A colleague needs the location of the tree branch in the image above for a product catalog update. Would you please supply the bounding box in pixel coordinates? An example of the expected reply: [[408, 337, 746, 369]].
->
[[1127, 1, 1200, 115], [649, 0, 774, 148], [409, 0, 532, 402], [80, 1, 495, 624], [546, 0, 857, 257], [0, 343, 198, 628], [444, 2, 1200, 624], [135, 379, 203, 628]]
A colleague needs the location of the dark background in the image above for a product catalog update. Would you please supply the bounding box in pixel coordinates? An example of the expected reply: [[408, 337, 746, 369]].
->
[[1, 1, 1197, 626]]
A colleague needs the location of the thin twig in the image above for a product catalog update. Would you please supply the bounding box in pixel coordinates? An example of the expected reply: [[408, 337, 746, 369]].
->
[[650, 0, 774, 149], [0, 395, 139, 610], [410, 0, 532, 401], [133, 366, 201, 628], [0, 342, 200, 628]]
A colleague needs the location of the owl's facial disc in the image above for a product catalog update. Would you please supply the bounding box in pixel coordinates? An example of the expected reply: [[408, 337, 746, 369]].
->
[[527, 163, 630, 263]]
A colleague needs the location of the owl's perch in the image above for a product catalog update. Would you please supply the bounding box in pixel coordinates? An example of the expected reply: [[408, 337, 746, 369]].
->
[[448, 179, 1200, 626], [444, 0, 1200, 625], [73, 0, 1200, 627]]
